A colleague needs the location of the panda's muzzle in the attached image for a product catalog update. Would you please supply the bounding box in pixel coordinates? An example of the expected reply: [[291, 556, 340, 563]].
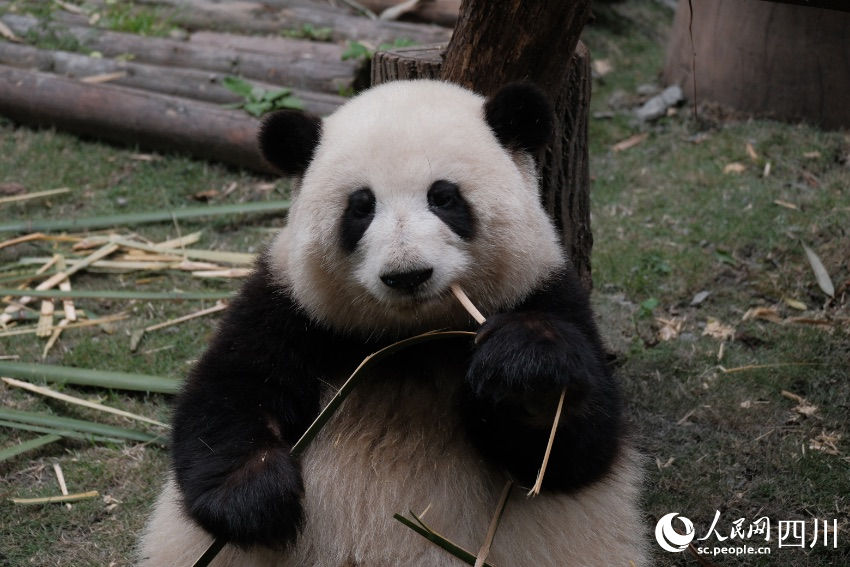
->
[[380, 267, 433, 293]]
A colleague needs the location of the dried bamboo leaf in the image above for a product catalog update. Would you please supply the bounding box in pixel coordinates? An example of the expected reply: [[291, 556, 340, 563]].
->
[[475, 481, 512, 567], [801, 243, 835, 298], [394, 512, 495, 566], [527, 388, 567, 497]]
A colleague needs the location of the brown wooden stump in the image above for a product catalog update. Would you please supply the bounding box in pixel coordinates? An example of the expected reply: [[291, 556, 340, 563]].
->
[[665, 0, 850, 129], [371, 43, 593, 290]]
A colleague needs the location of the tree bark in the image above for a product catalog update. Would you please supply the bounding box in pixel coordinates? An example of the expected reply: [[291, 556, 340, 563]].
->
[[371, 45, 444, 83], [665, 0, 850, 129], [0, 41, 344, 116], [439, 0, 594, 289], [0, 65, 275, 174]]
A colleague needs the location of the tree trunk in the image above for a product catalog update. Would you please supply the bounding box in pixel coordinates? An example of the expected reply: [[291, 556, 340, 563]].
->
[[665, 0, 850, 129], [0, 65, 275, 174], [373, 0, 594, 288]]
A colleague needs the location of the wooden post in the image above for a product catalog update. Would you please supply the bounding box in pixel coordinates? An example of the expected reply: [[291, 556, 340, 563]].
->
[[665, 0, 850, 129], [372, 0, 594, 289]]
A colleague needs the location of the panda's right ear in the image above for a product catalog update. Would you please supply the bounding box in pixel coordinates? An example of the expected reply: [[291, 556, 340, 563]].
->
[[258, 110, 322, 176]]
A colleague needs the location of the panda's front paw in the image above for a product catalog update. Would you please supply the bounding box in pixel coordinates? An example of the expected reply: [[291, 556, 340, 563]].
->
[[466, 311, 603, 408], [178, 446, 304, 548]]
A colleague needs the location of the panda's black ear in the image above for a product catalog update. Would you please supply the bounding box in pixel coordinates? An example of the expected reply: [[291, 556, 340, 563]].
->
[[258, 110, 322, 175], [484, 83, 554, 153]]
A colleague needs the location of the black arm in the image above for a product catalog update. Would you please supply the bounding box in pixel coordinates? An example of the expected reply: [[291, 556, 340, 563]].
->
[[462, 267, 624, 492], [171, 255, 361, 548]]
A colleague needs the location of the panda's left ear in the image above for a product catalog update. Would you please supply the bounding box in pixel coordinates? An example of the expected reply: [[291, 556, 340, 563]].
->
[[484, 82, 554, 153], [258, 110, 322, 175]]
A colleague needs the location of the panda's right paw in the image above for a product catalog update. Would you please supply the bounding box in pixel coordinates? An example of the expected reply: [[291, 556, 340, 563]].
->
[[178, 446, 304, 548]]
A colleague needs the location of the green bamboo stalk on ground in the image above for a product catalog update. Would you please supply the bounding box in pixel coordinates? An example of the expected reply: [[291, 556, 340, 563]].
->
[[0, 420, 125, 444], [0, 201, 291, 233], [0, 433, 62, 462], [0, 361, 181, 394], [0, 409, 163, 444]]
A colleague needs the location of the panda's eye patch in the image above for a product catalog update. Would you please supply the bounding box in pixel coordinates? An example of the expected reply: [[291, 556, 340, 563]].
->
[[340, 188, 376, 253], [347, 187, 376, 219], [427, 180, 474, 240]]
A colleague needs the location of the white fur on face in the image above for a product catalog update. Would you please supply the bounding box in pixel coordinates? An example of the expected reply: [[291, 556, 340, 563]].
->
[[269, 80, 564, 336]]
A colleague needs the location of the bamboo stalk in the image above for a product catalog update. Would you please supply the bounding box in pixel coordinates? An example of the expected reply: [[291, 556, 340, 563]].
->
[[0, 201, 290, 233], [0, 289, 231, 301], [10, 490, 99, 505], [0, 187, 70, 205], [42, 318, 69, 358], [0, 419, 124, 444], [0, 408, 163, 443], [2, 376, 169, 428], [527, 388, 567, 497], [131, 302, 227, 351], [53, 462, 72, 509], [0, 361, 180, 394], [0, 232, 47, 251], [56, 255, 77, 321], [450, 283, 486, 324], [0, 313, 128, 338], [475, 481, 513, 567], [394, 512, 495, 567], [0, 433, 61, 462], [145, 302, 226, 333], [155, 231, 203, 250]]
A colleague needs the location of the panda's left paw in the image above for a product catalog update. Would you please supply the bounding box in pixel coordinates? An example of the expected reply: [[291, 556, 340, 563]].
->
[[466, 311, 603, 407]]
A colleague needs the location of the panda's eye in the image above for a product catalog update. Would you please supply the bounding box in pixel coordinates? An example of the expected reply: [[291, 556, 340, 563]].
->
[[347, 188, 375, 219], [427, 180, 460, 209]]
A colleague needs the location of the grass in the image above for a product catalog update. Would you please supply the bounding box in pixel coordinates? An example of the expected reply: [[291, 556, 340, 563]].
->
[[0, 1, 848, 566]]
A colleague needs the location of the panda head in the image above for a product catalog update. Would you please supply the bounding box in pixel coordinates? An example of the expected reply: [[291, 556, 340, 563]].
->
[[260, 80, 565, 336]]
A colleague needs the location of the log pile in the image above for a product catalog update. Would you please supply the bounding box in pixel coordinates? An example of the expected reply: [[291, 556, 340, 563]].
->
[[0, 0, 453, 172]]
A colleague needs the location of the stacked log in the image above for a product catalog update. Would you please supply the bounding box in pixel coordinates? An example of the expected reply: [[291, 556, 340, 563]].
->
[[0, 0, 452, 172]]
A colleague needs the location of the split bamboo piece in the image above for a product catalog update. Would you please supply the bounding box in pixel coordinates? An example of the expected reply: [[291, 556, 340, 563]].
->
[[1, 376, 168, 428], [52, 462, 72, 509]]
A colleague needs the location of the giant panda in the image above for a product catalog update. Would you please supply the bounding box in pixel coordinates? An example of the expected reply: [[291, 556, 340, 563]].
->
[[138, 80, 647, 566]]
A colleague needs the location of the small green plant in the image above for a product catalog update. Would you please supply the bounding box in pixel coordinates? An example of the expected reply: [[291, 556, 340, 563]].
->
[[282, 24, 333, 42], [97, 3, 174, 36], [636, 297, 659, 319], [221, 77, 304, 117], [341, 38, 416, 62]]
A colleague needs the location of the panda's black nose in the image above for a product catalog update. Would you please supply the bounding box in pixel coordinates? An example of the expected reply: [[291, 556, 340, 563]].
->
[[380, 268, 433, 292]]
